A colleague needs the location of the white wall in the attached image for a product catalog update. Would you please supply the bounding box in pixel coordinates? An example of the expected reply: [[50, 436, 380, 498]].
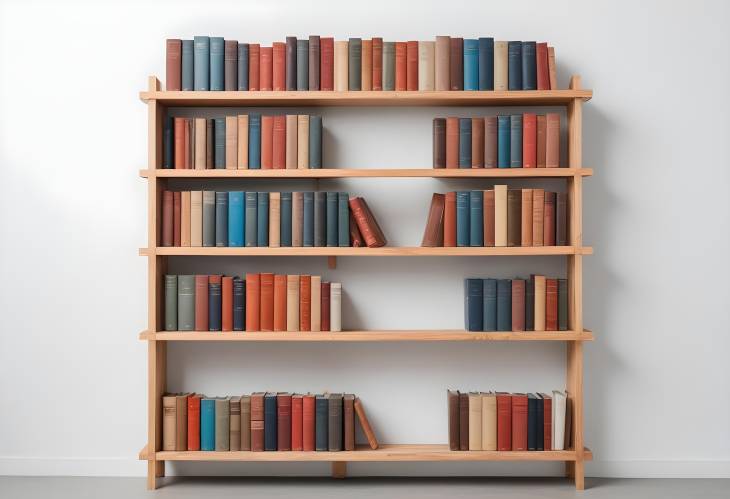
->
[[1, 0, 728, 479]]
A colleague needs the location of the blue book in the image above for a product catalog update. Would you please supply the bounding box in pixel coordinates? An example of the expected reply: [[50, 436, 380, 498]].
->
[[163, 117, 173, 168], [326, 192, 338, 247], [507, 41, 522, 90], [309, 116, 322, 168], [248, 113, 261, 169], [496, 279, 512, 331], [510, 114, 522, 167], [338, 192, 349, 247], [201, 398, 215, 451], [478, 38, 494, 90], [209, 37, 225, 91], [209, 280, 222, 331], [315, 395, 328, 451], [257, 192, 269, 247], [464, 278, 484, 331], [313, 191, 326, 246], [469, 190, 484, 246], [459, 118, 472, 168], [193, 36, 210, 91], [232, 277, 245, 331], [214, 118, 225, 168], [456, 191, 470, 246], [497, 115, 510, 168], [463, 39, 479, 91], [264, 393, 277, 451], [228, 191, 244, 247], [244, 192, 257, 247], [237, 43, 249, 90], [483, 279, 497, 331], [521, 41, 537, 90], [280, 192, 292, 247], [303, 192, 314, 246], [215, 192, 228, 247], [181, 40, 194, 91]]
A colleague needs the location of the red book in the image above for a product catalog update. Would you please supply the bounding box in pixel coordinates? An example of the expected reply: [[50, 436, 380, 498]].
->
[[260, 272, 274, 332], [166, 39, 182, 91], [162, 190, 173, 246], [173, 192, 181, 246], [348, 197, 387, 248], [541, 393, 553, 451], [321, 282, 331, 331], [522, 113, 537, 168], [511, 393, 528, 451], [536, 42, 549, 90], [545, 278, 558, 330], [277, 393, 292, 451], [248, 44, 260, 91], [372, 37, 383, 90], [291, 394, 303, 451], [174, 118, 185, 169], [273, 274, 287, 332], [221, 276, 233, 331], [245, 273, 260, 331], [349, 211, 364, 247], [406, 41, 418, 90], [302, 394, 316, 451], [320, 37, 334, 91], [496, 393, 512, 451], [273, 115, 286, 169], [260, 46, 273, 91], [511, 279, 526, 331], [273, 42, 286, 91], [187, 394, 201, 451], [443, 191, 456, 247], [299, 275, 311, 331], [194, 275, 209, 331], [261, 115, 274, 169], [395, 42, 407, 91]]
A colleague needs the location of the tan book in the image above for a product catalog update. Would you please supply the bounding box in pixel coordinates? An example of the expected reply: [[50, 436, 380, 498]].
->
[[521, 189, 533, 246], [225, 116, 237, 169], [162, 394, 176, 451], [481, 392, 497, 451], [292, 192, 304, 246], [286, 275, 300, 331], [240, 395, 251, 450], [188, 119, 194, 169], [334, 41, 348, 91], [174, 394, 188, 451], [229, 396, 241, 451], [180, 191, 191, 247], [418, 41, 435, 91], [468, 392, 482, 450], [534, 275, 546, 331], [190, 190, 203, 247], [285, 115, 298, 169], [194, 118, 206, 169], [330, 282, 342, 332], [435, 36, 450, 91], [237, 115, 248, 169], [532, 188, 545, 246], [297, 115, 309, 169], [269, 192, 281, 247], [494, 41, 508, 91], [494, 184, 508, 247], [548, 46, 557, 90], [310, 275, 321, 332], [361, 39, 372, 91]]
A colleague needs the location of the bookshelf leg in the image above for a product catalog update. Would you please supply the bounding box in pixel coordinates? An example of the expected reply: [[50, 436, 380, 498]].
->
[[565, 460, 575, 478], [574, 459, 585, 490], [146, 461, 158, 490], [331, 461, 347, 478]]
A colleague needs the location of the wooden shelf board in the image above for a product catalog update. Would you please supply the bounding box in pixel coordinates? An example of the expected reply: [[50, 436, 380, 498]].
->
[[140, 168, 592, 179], [139, 89, 592, 107], [139, 330, 594, 342]]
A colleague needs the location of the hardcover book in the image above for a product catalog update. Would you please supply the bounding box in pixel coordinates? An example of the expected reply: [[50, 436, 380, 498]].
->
[[229, 396, 241, 451], [468, 393, 482, 450]]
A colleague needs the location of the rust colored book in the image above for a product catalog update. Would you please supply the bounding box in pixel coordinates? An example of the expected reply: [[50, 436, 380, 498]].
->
[[543, 191, 556, 246], [222, 276, 233, 331], [320, 37, 334, 91], [511, 393, 528, 451], [273, 42, 286, 91], [484, 190, 495, 247], [349, 197, 387, 248], [546, 113, 560, 168], [162, 190, 173, 246], [521, 189, 533, 247], [536, 42, 549, 90], [445, 117, 459, 169], [406, 41, 418, 90], [532, 188, 545, 246], [166, 39, 182, 91], [485, 116, 498, 168], [302, 394, 315, 451], [175, 394, 188, 451], [187, 394, 201, 451], [273, 274, 287, 332], [291, 394, 304, 451], [447, 390, 459, 450], [173, 192, 181, 246], [174, 118, 186, 169], [523, 113, 537, 168], [349, 212, 364, 247], [471, 118, 484, 168], [299, 275, 311, 331], [395, 42, 407, 91], [245, 273, 260, 331], [361, 39, 372, 91], [194, 275, 209, 331], [449, 37, 463, 90], [372, 37, 383, 90], [459, 391, 469, 450], [259, 273, 274, 332], [248, 44, 260, 91], [251, 392, 265, 451], [260, 46, 273, 91], [496, 392, 512, 451], [421, 193, 445, 247], [540, 392, 552, 451], [536, 115, 547, 168], [277, 393, 292, 451], [545, 278, 558, 331], [273, 115, 286, 169], [321, 282, 331, 331], [261, 115, 274, 169], [443, 191, 457, 247], [354, 397, 379, 449], [511, 279, 526, 331]]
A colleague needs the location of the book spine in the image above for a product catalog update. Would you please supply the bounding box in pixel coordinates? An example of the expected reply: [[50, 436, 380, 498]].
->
[[277, 394, 292, 451], [209, 37, 224, 91], [556, 192, 568, 246], [445, 117, 459, 169], [443, 191, 456, 247], [250, 394, 264, 451], [361, 39, 372, 91], [299, 275, 311, 331], [257, 192, 269, 247], [469, 190, 484, 246], [285, 115, 298, 169], [558, 278, 568, 331], [546, 113, 560, 168], [309, 116, 322, 168], [215, 191, 228, 247], [261, 115, 273, 169], [233, 277, 245, 331], [534, 275, 546, 331], [248, 113, 261, 169], [272, 115, 286, 169], [463, 39, 478, 90], [543, 395, 552, 451], [483, 189, 495, 247], [286, 275, 300, 332], [259, 272, 274, 332], [468, 393, 482, 450], [521, 41, 537, 90], [303, 192, 314, 247], [321, 282, 331, 331], [471, 117, 484, 168], [297, 39, 309, 90], [200, 399, 215, 451], [478, 37, 494, 90], [344, 395, 355, 451], [264, 394, 277, 451], [213, 398, 229, 450], [164, 275, 178, 331], [458, 118, 472, 168], [309, 36, 320, 90], [484, 116, 498, 168], [291, 395, 303, 450], [548, 46, 557, 90], [511, 279, 525, 332], [190, 191, 202, 246], [224, 40, 238, 91], [334, 41, 348, 91], [162, 190, 173, 246], [459, 392, 469, 450], [202, 191, 215, 247], [545, 278, 558, 330], [522, 113, 537, 168], [193, 36, 210, 91], [406, 40, 418, 90], [280, 192, 292, 247], [244, 192, 257, 247], [225, 116, 238, 169], [510, 114, 523, 168], [310, 276, 321, 331], [526, 276, 535, 331], [418, 41, 435, 91], [496, 279, 511, 331], [320, 37, 334, 91], [536, 396, 544, 450], [527, 395, 538, 450], [286, 36, 297, 91], [382, 42, 395, 91], [314, 191, 326, 246], [483, 279, 497, 331], [330, 283, 342, 332], [507, 41, 522, 90], [536, 115, 546, 168], [395, 42, 406, 91], [326, 192, 338, 247], [303, 395, 315, 451], [338, 192, 349, 247], [448, 390, 459, 450], [348, 38, 362, 91], [450, 37, 463, 90], [173, 192, 181, 246], [195, 275, 210, 331], [166, 39, 182, 91], [521, 188, 533, 246], [497, 116, 510, 168], [206, 119, 213, 168], [328, 394, 343, 451], [507, 189, 522, 247], [456, 191, 470, 247], [292, 192, 303, 246], [273, 42, 285, 91], [315, 396, 328, 451], [544, 191, 556, 246], [229, 397, 240, 451], [177, 275, 195, 331], [536, 42, 549, 90], [494, 185, 507, 246], [269, 192, 281, 247], [512, 395, 528, 451], [435, 36, 450, 91], [187, 396, 200, 451], [163, 117, 173, 168], [208, 276, 222, 331], [372, 37, 383, 90], [464, 279, 483, 331], [248, 44, 260, 91], [238, 43, 249, 90], [182, 40, 194, 90], [273, 274, 287, 332], [213, 118, 225, 168], [297, 115, 309, 169], [433, 118, 446, 168]]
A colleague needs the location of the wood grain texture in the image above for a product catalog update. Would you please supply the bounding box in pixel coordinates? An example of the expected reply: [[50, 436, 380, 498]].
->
[[141, 168, 592, 178]]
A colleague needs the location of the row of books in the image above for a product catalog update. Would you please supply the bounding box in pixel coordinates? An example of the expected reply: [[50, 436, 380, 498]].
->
[[161, 191, 386, 248], [464, 277, 568, 332], [432, 114, 561, 169], [448, 390, 572, 451], [163, 114, 323, 170], [421, 188, 568, 247], [166, 37, 557, 92], [163, 392, 379, 452], [164, 274, 342, 332]]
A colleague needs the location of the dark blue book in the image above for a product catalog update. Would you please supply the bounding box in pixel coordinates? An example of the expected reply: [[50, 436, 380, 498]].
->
[[297, 39, 309, 90], [200, 398, 215, 451], [507, 41, 522, 90], [478, 37, 494, 90], [463, 39, 479, 91], [314, 191, 326, 246], [456, 191, 470, 247], [232, 277, 245, 331], [193, 36, 210, 91], [469, 190, 484, 246], [209, 280, 222, 331], [497, 115, 510, 168], [257, 192, 269, 247], [228, 191, 244, 247], [215, 192, 228, 247], [264, 393, 277, 451], [483, 279, 497, 331], [338, 192, 349, 247], [309, 116, 322, 168], [181, 40, 194, 91], [326, 192, 338, 247], [521, 41, 537, 90], [536, 395, 544, 450], [214, 118, 226, 168], [459, 118, 472, 168], [496, 279, 512, 331], [237, 43, 249, 90], [210, 37, 225, 91], [526, 276, 535, 331], [510, 114, 522, 167], [464, 278, 483, 331], [303, 192, 314, 246], [248, 113, 261, 169], [163, 116, 173, 168], [244, 192, 257, 247], [280, 192, 292, 247], [527, 394, 538, 450], [315, 395, 328, 451]]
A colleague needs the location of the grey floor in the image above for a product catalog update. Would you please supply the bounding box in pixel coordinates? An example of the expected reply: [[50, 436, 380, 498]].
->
[[1, 477, 728, 499]]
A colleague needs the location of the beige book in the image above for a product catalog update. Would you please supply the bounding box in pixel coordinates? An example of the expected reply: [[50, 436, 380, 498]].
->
[[229, 396, 241, 451], [330, 282, 342, 332], [494, 184, 508, 246], [194, 118, 207, 169], [237, 115, 248, 169], [190, 191, 203, 247], [521, 189, 533, 246], [269, 192, 281, 247], [418, 41, 435, 91], [225, 116, 237, 169], [285, 115, 298, 169], [481, 392, 497, 451], [534, 275, 546, 331], [240, 395, 251, 450], [297, 115, 309, 169], [434, 36, 450, 91], [334, 41, 348, 91], [548, 46, 557, 90], [292, 192, 303, 246], [532, 188, 545, 246], [310, 275, 321, 332], [494, 41, 508, 91], [468, 392, 482, 450], [361, 39, 372, 91], [286, 275, 300, 331], [180, 191, 191, 247], [162, 394, 176, 451]]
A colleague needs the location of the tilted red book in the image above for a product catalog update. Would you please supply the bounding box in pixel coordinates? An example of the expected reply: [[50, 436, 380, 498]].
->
[[348, 197, 387, 248], [349, 212, 364, 247]]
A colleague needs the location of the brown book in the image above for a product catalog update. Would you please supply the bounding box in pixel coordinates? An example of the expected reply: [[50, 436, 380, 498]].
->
[[545, 278, 558, 330], [445, 117, 459, 169], [162, 394, 176, 451], [321, 282, 331, 331], [447, 390, 459, 450], [443, 191, 457, 247], [261, 115, 273, 169], [273, 274, 287, 332], [222, 276, 233, 331], [309, 36, 320, 90], [273, 115, 286, 169], [166, 39, 182, 91], [548, 47, 557, 90], [536, 115, 547, 168], [175, 394, 188, 451], [421, 193, 445, 247], [483, 190, 495, 247], [481, 392, 497, 451], [240, 395, 251, 450], [245, 273, 260, 331], [353, 397, 378, 449], [320, 37, 334, 91], [286, 274, 300, 331], [361, 39, 372, 91], [406, 41, 418, 90], [540, 393, 552, 451], [511, 394, 528, 451], [195, 275, 209, 331], [260, 46, 273, 91], [250, 392, 265, 451], [435, 36, 450, 91], [432, 118, 446, 168], [249, 44, 260, 91], [471, 118, 484, 168], [162, 190, 173, 246], [521, 189, 533, 246], [372, 37, 383, 90], [564, 391, 573, 449], [349, 197, 387, 247], [507, 189, 522, 247], [511, 279, 526, 331], [556, 192, 568, 246], [292, 192, 304, 246], [523, 113, 536, 168], [181, 191, 191, 247], [259, 272, 274, 331], [299, 275, 311, 331], [273, 42, 286, 91], [449, 38, 463, 90], [532, 188, 545, 246], [225, 40, 238, 91], [285, 115, 298, 169], [349, 212, 364, 247], [394, 41, 407, 91], [544, 191, 556, 246], [546, 113, 560, 168], [459, 391, 469, 450], [173, 118, 185, 169], [344, 394, 355, 451], [229, 396, 241, 451], [277, 393, 292, 451], [334, 41, 348, 91], [225, 116, 237, 169]]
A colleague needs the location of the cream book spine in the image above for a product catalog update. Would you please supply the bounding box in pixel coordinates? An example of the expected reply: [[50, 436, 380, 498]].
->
[[468, 392, 482, 450], [418, 41, 435, 91], [237, 115, 248, 169], [194, 118, 207, 169], [481, 392, 497, 451], [286, 275, 300, 332], [180, 191, 191, 247], [494, 184, 508, 246], [297, 115, 310, 169], [334, 41, 348, 92], [494, 41, 508, 91], [552, 390, 566, 450], [269, 192, 281, 248], [190, 190, 203, 247], [310, 275, 321, 332], [330, 282, 342, 332], [534, 275, 546, 331], [285, 115, 298, 169], [225, 115, 237, 169]]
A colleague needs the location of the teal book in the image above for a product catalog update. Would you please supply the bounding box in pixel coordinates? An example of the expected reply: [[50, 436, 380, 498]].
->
[[507, 41, 522, 90], [164, 275, 177, 331], [237, 43, 249, 90], [193, 36, 210, 91], [464, 278, 483, 331], [309, 116, 322, 168], [510, 114, 522, 167], [314, 191, 326, 246], [497, 115, 510, 168], [382, 42, 395, 90], [496, 279, 512, 331], [469, 190, 483, 246], [326, 192, 338, 247], [182, 40, 194, 90], [280, 192, 292, 247], [163, 116, 173, 168], [201, 398, 215, 451], [177, 275, 195, 331], [337, 192, 349, 247], [456, 191, 470, 246], [202, 191, 216, 247], [478, 37, 494, 90], [558, 279, 568, 331], [228, 191, 244, 247], [257, 192, 269, 247], [483, 279, 497, 331], [210, 36, 224, 91], [215, 192, 228, 247], [458, 118, 471, 168], [214, 118, 225, 168], [521, 41, 537, 90], [463, 39, 479, 91], [297, 39, 309, 90], [245, 192, 258, 247], [303, 191, 314, 246], [248, 113, 261, 169], [348, 38, 362, 91]]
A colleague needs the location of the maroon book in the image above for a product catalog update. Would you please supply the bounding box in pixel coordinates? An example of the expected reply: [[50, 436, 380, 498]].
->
[[449, 38, 464, 90], [372, 38, 383, 90], [320, 37, 334, 91], [248, 44, 260, 91], [496, 393, 512, 451], [194, 275, 209, 331], [276, 393, 292, 451]]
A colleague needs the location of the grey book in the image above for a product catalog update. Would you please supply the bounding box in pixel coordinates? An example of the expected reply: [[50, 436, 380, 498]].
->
[[308, 35, 320, 90], [202, 191, 216, 247], [348, 38, 362, 90], [237, 43, 249, 90], [286, 36, 297, 90], [296, 39, 309, 90], [382, 42, 395, 90], [309, 116, 322, 168], [215, 397, 231, 451], [328, 393, 343, 451], [177, 275, 195, 331], [338, 192, 349, 247], [164, 275, 178, 331], [314, 191, 326, 246]]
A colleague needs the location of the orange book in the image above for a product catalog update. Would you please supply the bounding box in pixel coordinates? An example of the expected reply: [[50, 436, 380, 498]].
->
[[260, 46, 273, 91], [221, 276, 233, 331], [523, 113, 537, 168], [395, 42, 407, 91], [273, 274, 287, 332], [272, 42, 286, 91], [445, 117, 459, 169], [174, 118, 186, 169], [187, 394, 201, 450], [248, 44, 260, 91], [261, 115, 274, 169], [272, 115, 286, 169], [291, 394, 304, 451], [299, 275, 311, 331], [406, 41, 418, 90], [245, 273, 260, 331], [260, 273, 274, 332], [443, 191, 457, 247]]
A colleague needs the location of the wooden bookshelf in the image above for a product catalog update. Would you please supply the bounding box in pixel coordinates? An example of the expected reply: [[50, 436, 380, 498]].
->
[[139, 75, 592, 490]]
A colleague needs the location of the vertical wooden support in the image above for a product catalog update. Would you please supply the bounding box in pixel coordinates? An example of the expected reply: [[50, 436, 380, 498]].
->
[[331, 461, 347, 479]]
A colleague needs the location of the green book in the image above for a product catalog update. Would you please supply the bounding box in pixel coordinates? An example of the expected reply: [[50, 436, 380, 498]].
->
[[382, 42, 395, 90], [164, 275, 178, 331], [348, 38, 362, 90], [177, 275, 195, 331]]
